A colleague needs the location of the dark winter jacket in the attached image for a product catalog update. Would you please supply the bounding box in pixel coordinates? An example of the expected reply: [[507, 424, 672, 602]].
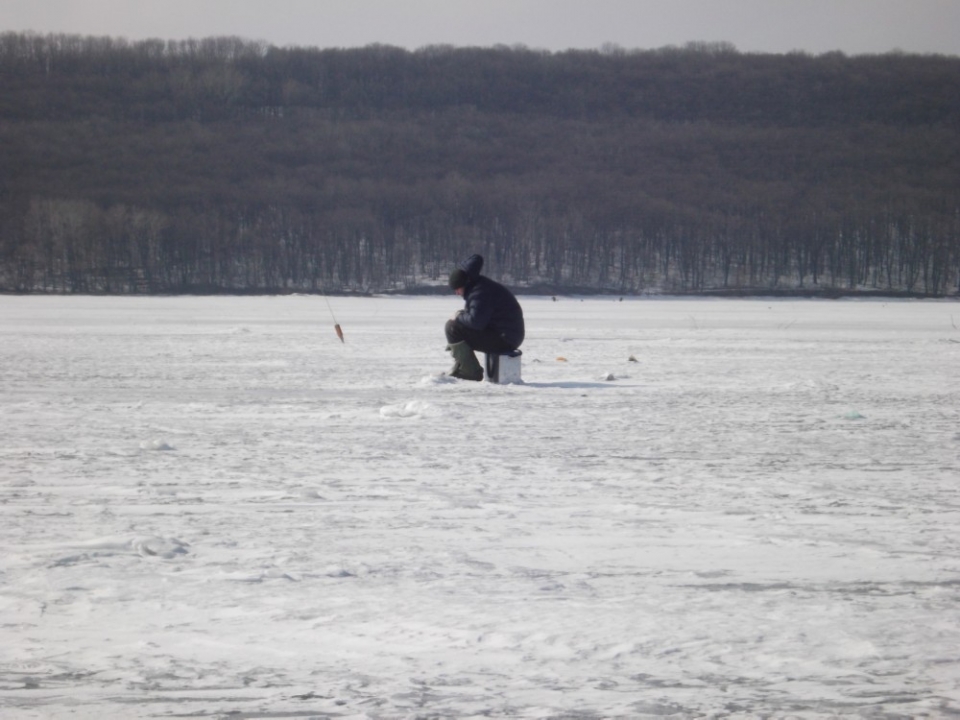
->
[[456, 255, 525, 350]]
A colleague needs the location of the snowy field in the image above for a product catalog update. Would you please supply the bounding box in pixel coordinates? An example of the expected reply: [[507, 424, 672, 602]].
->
[[1, 294, 959, 720]]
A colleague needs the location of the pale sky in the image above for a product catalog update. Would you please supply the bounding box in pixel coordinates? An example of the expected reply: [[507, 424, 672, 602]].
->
[[3, 0, 959, 56]]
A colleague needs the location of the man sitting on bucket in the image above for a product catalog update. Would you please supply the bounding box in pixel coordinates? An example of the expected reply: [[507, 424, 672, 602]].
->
[[445, 254, 525, 381]]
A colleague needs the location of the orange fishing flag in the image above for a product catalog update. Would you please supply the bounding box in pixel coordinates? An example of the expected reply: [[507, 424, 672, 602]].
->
[[334, 323, 344, 343]]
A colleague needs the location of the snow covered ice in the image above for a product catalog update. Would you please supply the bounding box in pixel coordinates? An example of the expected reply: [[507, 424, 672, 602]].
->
[[1, 294, 959, 719]]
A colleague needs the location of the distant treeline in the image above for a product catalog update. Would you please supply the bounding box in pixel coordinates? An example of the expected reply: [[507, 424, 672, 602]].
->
[[1, 32, 958, 295]]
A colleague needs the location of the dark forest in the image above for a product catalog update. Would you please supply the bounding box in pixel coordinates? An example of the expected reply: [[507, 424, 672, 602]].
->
[[1, 32, 958, 295]]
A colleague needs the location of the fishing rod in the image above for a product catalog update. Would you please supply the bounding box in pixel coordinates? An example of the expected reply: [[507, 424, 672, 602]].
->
[[322, 291, 344, 343]]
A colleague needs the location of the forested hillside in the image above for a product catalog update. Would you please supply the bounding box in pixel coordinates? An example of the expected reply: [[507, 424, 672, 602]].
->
[[1, 32, 958, 295]]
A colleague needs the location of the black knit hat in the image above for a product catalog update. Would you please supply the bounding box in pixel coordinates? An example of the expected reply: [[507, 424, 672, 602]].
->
[[449, 268, 468, 289]]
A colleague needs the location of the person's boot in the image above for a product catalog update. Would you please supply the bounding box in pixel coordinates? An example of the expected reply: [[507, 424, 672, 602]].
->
[[447, 342, 484, 381]]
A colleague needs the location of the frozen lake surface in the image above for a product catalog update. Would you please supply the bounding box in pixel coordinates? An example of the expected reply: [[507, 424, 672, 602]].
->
[[1, 295, 959, 719]]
